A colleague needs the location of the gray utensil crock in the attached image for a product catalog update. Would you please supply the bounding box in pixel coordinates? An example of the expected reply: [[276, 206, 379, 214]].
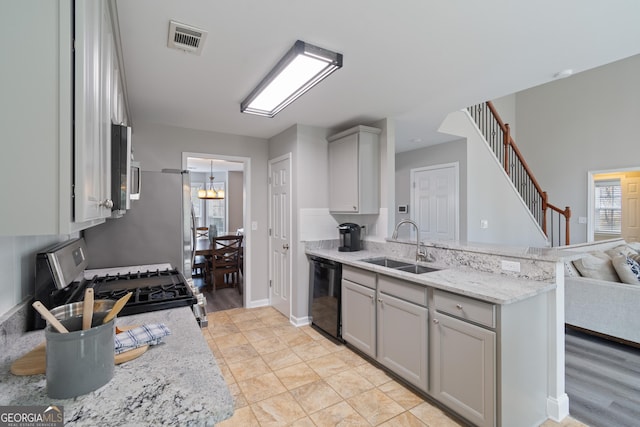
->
[[45, 312, 115, 399]]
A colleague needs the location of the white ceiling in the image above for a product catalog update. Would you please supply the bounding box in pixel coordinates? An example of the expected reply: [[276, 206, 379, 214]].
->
[[115, 0, 640, 153]]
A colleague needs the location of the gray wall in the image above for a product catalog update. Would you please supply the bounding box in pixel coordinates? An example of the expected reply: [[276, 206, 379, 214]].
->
[[395, 139, 468, 240], [0, 235, 76, 318], [269, 124, 331, 323], [515, 54, 640, 244], [228, 171, 244, 233], [132, 121, 270, 304]]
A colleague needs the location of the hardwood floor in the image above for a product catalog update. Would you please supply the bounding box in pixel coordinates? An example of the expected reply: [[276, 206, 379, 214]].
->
[[565, 327, 640, 427], [192, 276, 243, 312]]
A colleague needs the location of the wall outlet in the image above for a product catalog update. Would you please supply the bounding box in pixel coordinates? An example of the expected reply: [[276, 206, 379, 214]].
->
[[480, 219, 489, 229], [251, 221, 258, 230], [578, 216, 587, 224], [501, 260, 521, 273]]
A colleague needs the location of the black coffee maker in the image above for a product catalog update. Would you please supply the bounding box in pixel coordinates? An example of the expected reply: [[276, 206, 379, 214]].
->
[[338, 223, 362, 252]]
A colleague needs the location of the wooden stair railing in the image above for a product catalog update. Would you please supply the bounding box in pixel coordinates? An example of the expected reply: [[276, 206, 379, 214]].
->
[[467, 101, 571, 246]]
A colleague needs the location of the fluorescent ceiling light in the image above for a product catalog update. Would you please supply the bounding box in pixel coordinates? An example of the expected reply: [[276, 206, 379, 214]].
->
[[241, 40, 343, 117]]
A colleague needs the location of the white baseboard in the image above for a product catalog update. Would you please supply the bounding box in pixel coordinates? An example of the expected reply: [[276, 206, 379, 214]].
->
[[290, 315, 311, 327], [245, 298, 270, 309], [546, 393, 570, 422]]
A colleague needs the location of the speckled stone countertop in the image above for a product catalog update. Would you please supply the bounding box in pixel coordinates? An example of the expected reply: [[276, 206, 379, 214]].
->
[[306, 246, 557, 305], [0, 307, 233, 426]]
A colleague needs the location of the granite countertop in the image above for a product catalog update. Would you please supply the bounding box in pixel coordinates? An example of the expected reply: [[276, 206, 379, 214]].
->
[[306, 247, 556, 305], [0, 307, 233, 426]]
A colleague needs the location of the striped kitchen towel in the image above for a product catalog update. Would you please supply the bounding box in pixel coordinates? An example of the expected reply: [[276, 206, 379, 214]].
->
[[114, 323, 171, 354]]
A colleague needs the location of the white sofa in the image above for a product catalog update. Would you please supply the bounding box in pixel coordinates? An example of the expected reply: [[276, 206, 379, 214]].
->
[[561, 238, 640, 346]]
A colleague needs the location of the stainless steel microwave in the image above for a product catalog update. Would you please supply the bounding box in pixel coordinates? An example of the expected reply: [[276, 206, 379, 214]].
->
[[111, 123, 132, 215], [130, 161, 141, 200]]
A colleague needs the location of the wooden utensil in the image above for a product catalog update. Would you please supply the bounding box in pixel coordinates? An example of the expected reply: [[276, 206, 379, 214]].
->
[[82, 288, 94, 330], [10, 325, 149, 376], [32, 301, 68, 333], [102, 292, 132, 324]]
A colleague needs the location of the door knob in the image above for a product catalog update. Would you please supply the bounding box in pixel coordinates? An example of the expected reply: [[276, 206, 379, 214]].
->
[[283, 243, 290, 250]]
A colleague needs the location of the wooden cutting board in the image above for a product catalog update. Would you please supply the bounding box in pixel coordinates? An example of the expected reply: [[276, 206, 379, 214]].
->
[[10, 326, 149, 376]]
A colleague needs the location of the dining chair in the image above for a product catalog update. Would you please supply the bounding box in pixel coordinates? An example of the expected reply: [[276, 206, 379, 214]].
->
[[210, 235, 243, 294]]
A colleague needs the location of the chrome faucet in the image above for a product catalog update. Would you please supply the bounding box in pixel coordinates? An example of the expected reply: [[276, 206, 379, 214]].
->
[[392, 219, 428, 262]]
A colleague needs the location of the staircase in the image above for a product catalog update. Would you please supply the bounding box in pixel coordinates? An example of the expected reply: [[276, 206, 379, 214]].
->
[[467, 101, 571, 246]]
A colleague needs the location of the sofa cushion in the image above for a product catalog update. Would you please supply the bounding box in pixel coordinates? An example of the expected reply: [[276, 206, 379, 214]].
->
[[604, 244, 638, 258], [572, 252, 621, 282], [629, 253, 640, 264], [611, 254, 640, 285], [628, 242, 640, 253]]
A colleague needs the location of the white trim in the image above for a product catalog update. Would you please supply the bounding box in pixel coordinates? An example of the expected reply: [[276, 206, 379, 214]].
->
[[268, 153, 293, 319], [290, 315, 311, 327], [546, 394, 570, 422], [246, 298, 270, 309], [587, 165, 640, 242], [409, 162, 460, 241], [182, 152, 251, 308]]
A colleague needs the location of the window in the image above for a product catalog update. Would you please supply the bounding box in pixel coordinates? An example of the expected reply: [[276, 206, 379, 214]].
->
[[190, 184, 204, 227], [190, 181, 227, 232], [594, 179, 621, 234]]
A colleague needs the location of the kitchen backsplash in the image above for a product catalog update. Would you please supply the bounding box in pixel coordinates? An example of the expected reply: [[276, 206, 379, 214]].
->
[[0, 234, 76, 319]]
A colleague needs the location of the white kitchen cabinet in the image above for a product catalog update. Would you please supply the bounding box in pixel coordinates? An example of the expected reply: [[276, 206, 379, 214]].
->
[[341, 266, 377, 358], [328, 126, 381, 214], [0, 0, 121, 236], [377, 290, 428, 391], [74, 0, 113, 222]]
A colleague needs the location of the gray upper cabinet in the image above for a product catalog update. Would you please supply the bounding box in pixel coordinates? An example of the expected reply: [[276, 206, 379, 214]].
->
[[0, 0, 120, 236], [328, 126, 381, 214], [74, 0, 114, 223]]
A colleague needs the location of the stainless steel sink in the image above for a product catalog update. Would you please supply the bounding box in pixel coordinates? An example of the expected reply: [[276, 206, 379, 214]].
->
[[396, 264, 440, 274], [361, 257, 413, 269], [360, 257, 440, 274]]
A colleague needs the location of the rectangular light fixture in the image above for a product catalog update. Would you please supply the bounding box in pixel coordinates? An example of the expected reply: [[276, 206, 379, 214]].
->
[[240, 40, 343, 117]]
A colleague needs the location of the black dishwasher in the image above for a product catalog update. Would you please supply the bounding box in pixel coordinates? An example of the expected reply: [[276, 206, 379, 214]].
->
[[308, 256, 343, 341]]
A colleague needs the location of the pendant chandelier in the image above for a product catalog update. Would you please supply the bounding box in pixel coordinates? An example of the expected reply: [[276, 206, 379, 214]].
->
[[197, 161, 225, 200]]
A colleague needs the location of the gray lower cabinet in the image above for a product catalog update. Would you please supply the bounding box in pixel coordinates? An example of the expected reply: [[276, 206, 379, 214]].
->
[[431, 311, 495, 427], [377, 291, 428, 391], [341, 266, 548, 427], [341, 277, 376, 358]]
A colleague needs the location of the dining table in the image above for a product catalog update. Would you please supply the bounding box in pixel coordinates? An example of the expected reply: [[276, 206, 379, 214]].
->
[[194, 236, 243, 291]]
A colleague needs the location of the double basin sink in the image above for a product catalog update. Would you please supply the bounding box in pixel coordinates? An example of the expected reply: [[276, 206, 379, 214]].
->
[[360, 257, 440, 275]]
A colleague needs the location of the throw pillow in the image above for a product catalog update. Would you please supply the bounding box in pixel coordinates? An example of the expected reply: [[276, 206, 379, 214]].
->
[[629, 253, 640, 264], [604, 244, 637, 259], [572, 252, 621, 282], [611, 254, 640, 285], [627, 242, 640, 253]]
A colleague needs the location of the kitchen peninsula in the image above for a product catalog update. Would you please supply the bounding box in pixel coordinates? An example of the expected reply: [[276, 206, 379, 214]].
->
[[306, 238, 579, 427], [0, 306, 233, 426]]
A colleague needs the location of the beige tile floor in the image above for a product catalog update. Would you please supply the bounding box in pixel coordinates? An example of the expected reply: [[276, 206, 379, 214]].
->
[[203, 306, 586, 427]]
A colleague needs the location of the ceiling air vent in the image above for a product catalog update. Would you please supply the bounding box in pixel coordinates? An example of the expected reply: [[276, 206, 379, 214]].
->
[[167, 20, 207, 55]]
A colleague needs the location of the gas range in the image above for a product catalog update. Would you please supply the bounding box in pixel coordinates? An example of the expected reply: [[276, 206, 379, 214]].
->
[[83, 266, 197, 316], [32, 239, 207, 330]]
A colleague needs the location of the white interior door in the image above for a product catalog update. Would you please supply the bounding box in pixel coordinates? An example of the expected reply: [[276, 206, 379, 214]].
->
[[622, 176, 640, 242], [411, 163, 459, 241], [269, 154, 292, 318]]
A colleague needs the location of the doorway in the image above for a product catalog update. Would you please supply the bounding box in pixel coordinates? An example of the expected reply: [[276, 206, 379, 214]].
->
[[410, 163, 459, 241], [183, 153, 250, 311], [588, 167, 640, 242]]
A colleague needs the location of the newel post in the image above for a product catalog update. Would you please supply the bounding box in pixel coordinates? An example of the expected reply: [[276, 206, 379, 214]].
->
[[503, 123, 510, 175]]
